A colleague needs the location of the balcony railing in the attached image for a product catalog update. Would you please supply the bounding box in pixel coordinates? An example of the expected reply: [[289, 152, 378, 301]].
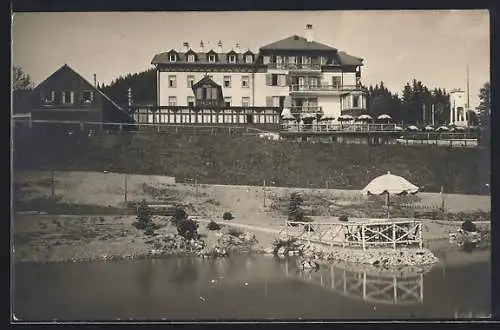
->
[[290, 106, 323, 114], [290, 84, 362, 92], [267, 63, 322, 70]]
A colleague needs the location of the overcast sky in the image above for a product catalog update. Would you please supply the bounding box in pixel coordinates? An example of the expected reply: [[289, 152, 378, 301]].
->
[[12, 10, 490, 107]]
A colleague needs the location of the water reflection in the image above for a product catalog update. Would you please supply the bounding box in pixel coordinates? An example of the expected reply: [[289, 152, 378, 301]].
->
[[279, 258, 425, 306]]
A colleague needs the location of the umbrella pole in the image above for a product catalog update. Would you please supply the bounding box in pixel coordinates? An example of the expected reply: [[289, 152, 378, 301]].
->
[[386, 192, 390, 219]]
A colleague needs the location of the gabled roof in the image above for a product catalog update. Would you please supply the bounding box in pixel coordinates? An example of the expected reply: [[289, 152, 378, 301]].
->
[[337, 51, 364, 66], [192, 75, 221, 89], [33, 64, 131, 116], [260, 35, 336, 51]]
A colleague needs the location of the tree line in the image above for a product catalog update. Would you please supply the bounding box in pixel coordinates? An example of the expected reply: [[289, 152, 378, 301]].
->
[[364, 79, 479, 126]]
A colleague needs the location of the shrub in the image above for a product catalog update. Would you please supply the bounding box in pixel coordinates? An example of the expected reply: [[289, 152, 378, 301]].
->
[[272, 237, 301, 254], [207, 221, 221, 231], [171, 207, 187, 226], [228, 227, 244, 237], [288, 192, 304, 222], [339, 215, 349, 222], [461, 220, 477, 232], [136, 200, 152, 225], [177, 218, 199, 240], [223, 212, 234, 220]]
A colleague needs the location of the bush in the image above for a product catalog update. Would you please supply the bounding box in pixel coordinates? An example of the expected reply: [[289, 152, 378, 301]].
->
[[177, 218, 199, 240], [223, 212, 234, 220], [288, 192, 304, 222], [272, 237, 301, 254], [171, 207, 187, 226], [461, 220, 477, 232], [136, 200, 152, 225], [207, 221, 221, 231], [339, 215, 349, 222], [228, 227, 243, 237]]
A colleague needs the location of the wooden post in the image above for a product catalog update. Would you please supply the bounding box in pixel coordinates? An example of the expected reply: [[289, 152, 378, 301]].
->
[[393, 276, 398, 304], [361, 224, 366, 251], [362, 272, 367, 300], [51, 170, 55, 197], [124, 174, 128, 203], [28, 117, 32, 129], [325, 180, 328, 190], [386, 192, 390, 219], [392, 223, 396, 249], [419, 222, 423, 249], [80, 122, 84, 132], [440, 185, 445, 212], [263, 180, 266, 207]]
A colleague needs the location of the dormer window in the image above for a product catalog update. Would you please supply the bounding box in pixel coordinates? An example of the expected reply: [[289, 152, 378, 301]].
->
[[187, 54, 195, 63], [228, 54, 236, 63], [245, 55, 253, 64], [208, 54, 216, 63], [62, 91, 74, 104], [169, 54, 177, 62]]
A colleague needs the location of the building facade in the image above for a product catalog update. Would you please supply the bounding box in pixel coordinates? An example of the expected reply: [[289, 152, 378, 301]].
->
[[143, 24, 367, 125], [19, 64, 135, 125]]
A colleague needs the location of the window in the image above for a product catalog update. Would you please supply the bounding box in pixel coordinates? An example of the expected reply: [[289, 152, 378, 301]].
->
[[320, 56, 327, 65], [41, 91, 55, 104], [168, 75, 177, 88], [245, 55, 253, 64], [81, 91, 94, 104], [288, 56, 296, 65], [241, 76, 249, 88], [301, 56, 311, 64], [352, 95, 359, 108], [169, 54, 177, 62], [228, 55, 236, 63], [208, 54, 216, 63], [187, 54, 195, 63], [187, 75, 195, 88], [168, 96, 177, 106], [223, 76, 231, 88], [224, 97, 232, 107], [276, 56, 283, 68], [332, 76, 341, 88], [263, 56, 270, 65], [61, 91, 74, 104], [267, 74, 287, 87], [187, 96, 195, 107], [242, 97, 250, 107], [272, 96, 280, 107]]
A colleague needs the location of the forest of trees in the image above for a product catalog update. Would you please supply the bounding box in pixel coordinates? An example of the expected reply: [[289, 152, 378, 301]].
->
[[364, 79, 455, 126], [99, 69, 156, 107]]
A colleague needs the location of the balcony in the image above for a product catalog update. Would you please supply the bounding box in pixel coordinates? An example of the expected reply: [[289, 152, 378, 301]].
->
[[289, 84, 364, 95], [290, 106, 323, 115], [267, 63, 322, 72]]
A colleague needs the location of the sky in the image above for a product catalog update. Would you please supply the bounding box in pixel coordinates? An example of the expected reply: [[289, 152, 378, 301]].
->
[[12, 10, 490, 108]]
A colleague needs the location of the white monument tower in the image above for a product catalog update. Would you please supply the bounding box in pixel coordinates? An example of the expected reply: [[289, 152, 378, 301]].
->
[[449, 67, 471, 127]]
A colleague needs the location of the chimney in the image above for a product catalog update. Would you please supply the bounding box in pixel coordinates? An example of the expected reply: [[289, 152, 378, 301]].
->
[[217, 40, 223, 53], [235, 43, 241, 53], [305, 24, 313, 42], [200, 40, 205, 52], [183, 42, 189, 52], [93, 74, 97, 88]]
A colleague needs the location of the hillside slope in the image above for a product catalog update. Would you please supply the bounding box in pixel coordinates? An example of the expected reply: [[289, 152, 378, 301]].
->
[[13, 129, 490, 195]]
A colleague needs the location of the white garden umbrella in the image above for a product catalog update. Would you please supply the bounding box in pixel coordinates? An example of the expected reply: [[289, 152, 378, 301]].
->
[[394, 125, 404, 131], [320, 114, 335, 121], [301, 113, 316, 120], [437, 126, 450, 132], [424, 125, 434, 131], [356, 114, 373, 121], [407, 125, 419, 131], [452, 126, 466, 131], [361, 171, 419, 218], [377, 114, 392, 120]]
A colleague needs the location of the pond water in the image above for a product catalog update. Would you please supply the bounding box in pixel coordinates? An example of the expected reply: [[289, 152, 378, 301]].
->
[[13, 249, 490, 321]]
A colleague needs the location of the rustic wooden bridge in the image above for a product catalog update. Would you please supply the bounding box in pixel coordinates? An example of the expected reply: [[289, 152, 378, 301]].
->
[[278, 219, 423, 250]]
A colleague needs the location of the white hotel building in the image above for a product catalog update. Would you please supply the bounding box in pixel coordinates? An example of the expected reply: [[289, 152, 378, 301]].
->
[[137, 25, 367, 126]]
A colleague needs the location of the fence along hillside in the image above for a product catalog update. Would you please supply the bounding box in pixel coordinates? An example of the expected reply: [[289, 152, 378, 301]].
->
[[13, 127, 490, 195]]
